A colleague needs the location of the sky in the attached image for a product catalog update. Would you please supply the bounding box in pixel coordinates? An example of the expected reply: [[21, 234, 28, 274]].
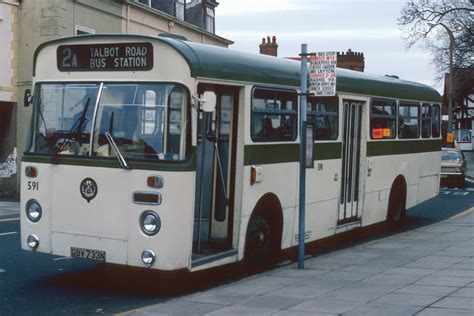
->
[[214, 0, 442, 93]]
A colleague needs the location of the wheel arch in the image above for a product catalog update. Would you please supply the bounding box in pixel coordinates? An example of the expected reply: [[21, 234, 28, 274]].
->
[[387, 174, 407, 219], [246, 192, 284, 251]]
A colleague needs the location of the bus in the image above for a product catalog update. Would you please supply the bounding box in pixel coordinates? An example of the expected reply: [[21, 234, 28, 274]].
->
[[21, 34, 442, 272]]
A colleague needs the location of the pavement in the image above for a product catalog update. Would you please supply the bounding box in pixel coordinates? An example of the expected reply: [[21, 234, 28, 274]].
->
[[125, 208, 474, 316]]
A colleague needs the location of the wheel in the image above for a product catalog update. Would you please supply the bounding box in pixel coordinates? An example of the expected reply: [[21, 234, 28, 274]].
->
[[244, 213, 277, 270], [387, 184, 405, 223]]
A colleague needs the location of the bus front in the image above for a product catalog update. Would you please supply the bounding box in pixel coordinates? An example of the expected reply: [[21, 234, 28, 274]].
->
[[21, 36, 196, 270]]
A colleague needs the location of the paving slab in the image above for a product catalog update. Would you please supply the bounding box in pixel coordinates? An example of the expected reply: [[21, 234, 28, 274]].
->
[[372, 293, 442, 307], [431, 296, 474, 310], [131, 300, 224, 316], [342, 303, 422, 316], [317, 288, 385, 303], [203, 305, 276, 316], [451, 287, 474, 298], [414, 275, 474, 287], [394, 284, 459, 296], [236, 294, 304, 310], [416, 307, 474, 316], [183, 291, 254, 305], [289, 298, 363, 314]]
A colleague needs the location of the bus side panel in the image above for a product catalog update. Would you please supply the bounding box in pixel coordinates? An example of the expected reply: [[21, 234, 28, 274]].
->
[[239, 162, 299, 258], [363, 153, 420, 226], [417, 151, 441, 204], [298, 159, 341, 243], [21, 162, 53, 253]]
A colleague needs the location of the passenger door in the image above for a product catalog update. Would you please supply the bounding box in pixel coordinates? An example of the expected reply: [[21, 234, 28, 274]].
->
[[339, 100, 365, 224], [193, 85, 239, 257]]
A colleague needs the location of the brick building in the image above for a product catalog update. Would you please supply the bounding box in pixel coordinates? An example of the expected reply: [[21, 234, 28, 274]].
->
[[259, 35, 365, 72]]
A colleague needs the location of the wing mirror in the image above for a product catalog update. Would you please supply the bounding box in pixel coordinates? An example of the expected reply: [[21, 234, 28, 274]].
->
[[24, 89, 32, 107], [200, 91, 216, 113]]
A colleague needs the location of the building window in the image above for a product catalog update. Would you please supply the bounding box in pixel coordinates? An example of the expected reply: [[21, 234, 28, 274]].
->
[[205, 7, 215, 33], [307, 96, 338, 140], [251, 88, 297, 142], [176, 0, 184, 20], [370, 98, 396, 139], [398, 102, 420, 139], [75, 25, 95, 35]]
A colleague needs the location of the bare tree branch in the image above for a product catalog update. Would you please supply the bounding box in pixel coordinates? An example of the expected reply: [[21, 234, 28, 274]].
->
[[398, 0, 473, 79]]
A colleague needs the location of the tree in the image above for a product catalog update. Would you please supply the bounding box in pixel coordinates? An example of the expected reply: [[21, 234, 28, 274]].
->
[[398, 0, 473, 80]]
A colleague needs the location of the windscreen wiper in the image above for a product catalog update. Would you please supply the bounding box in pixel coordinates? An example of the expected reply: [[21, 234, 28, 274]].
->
[[105, 112, 130, 170], [51, 97, 90, 163]]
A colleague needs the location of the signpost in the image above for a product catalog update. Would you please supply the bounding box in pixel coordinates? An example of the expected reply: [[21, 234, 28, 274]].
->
[[298, 48, 337, 269], [309, 52, 337, 96]]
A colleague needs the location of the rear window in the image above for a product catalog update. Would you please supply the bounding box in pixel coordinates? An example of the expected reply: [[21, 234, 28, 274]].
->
[[442, 150, 461, 161]]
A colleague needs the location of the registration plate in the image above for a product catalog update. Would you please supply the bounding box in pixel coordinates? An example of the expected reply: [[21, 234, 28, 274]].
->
[[70, 247, 106, 261]]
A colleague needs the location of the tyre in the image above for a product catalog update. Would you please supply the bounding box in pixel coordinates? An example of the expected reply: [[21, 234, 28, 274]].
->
[[244, 212, 278, 270], [387, 183, 406, 223]]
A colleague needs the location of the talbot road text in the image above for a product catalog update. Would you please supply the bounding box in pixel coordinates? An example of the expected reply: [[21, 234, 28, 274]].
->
[[57, 42, 153, 72]]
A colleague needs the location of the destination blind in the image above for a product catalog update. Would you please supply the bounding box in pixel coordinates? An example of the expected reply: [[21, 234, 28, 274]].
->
[[57, 42, 153, 72]]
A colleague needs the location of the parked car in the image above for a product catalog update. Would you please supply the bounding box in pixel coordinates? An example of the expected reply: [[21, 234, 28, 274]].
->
[[440, 147, 467, 188]]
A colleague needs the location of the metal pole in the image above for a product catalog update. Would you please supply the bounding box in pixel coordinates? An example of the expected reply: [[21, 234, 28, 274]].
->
[[298, 44, 308, 269], [446, 27, 455, 134]]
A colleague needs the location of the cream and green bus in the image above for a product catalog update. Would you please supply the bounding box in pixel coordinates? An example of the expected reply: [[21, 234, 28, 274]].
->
[[21, 34, 442, 271]]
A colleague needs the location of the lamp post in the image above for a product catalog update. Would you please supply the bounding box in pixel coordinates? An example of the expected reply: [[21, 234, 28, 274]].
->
[[428, 21, 455, 133]]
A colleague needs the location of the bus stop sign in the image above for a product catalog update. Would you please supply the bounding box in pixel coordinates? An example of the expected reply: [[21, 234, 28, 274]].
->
[[309, 52, 337, 96]]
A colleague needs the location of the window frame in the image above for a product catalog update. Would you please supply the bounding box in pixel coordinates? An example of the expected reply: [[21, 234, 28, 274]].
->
[[398, 101, 421, 139], [250, 86, 298, 143], [431, 104, 441, 138], [75, 25, 95, 36], [307, 96, 339, 141], [421, 103, 432, 138], [369, 98, 397, 140]]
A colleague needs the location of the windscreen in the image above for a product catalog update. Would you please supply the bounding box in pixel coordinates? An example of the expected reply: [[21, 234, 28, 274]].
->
[[29, 82, 190, 162]]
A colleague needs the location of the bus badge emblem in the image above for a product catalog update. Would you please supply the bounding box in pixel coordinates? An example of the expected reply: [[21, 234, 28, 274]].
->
[[80, 178, 98, 203]]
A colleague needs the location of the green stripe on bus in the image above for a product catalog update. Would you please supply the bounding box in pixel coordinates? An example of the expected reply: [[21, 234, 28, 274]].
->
[[314, 142, 342, 160], [244, 142, 342, 165], [367, 139, 442, 156], [22, 152, 196, 172]]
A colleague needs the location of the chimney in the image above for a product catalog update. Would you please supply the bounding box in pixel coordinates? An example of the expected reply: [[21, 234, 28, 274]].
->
[[259, 35, 278, 57], [337, 48, 365, 72]]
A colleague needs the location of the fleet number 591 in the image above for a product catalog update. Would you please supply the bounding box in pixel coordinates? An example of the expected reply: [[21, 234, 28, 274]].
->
[[27, 181, 39, 191]]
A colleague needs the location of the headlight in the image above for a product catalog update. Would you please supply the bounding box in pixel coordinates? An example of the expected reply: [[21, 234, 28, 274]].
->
[[27, 234, 40, 249], [140, 211, 161, 236], [26, 200, 42, 222], [141, 249, 156, 267]]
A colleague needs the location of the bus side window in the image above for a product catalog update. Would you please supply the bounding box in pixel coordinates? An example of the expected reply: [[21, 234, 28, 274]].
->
[[307, 96, 338, 140], [398, 102, 420, 139], [431, 104, 441, 138], [370, 98, 396, 139], [250, 88, 297, 142], [421, 103, 432, 138]]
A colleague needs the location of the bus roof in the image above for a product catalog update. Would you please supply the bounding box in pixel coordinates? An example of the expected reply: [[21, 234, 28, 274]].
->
[[34, 34, 441, 103]]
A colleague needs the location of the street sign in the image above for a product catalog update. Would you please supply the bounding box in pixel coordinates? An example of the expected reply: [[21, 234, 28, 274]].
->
[[309, 52, 337, 96]]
